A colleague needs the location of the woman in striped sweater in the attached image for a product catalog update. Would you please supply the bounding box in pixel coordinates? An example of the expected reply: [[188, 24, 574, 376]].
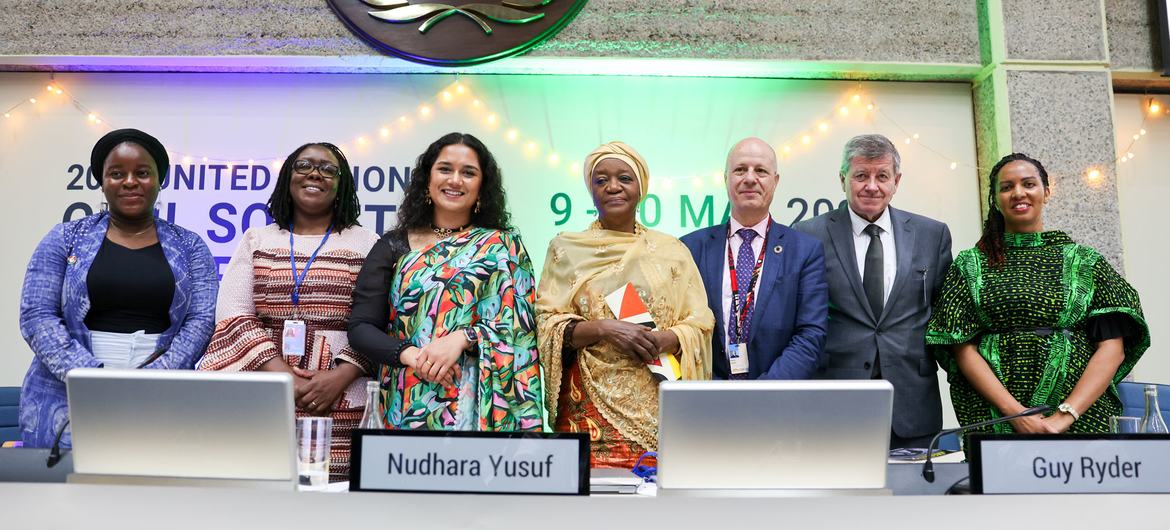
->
[[198, 142, 378, 481]]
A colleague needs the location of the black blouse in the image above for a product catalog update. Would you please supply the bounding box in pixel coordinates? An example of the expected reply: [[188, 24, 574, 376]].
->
[[1086, 312, 1139, 344], [347, 229, 411, 367], [84, 239, 175, 334]]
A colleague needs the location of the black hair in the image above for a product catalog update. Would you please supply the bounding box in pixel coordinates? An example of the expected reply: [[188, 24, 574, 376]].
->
[[266, 142, 361, 231], [976, 153, 1050, 268], [393, 132, 512, 234]]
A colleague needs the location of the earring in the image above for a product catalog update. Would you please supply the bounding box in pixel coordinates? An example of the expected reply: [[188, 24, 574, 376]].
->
[[474, 199, 481, 214], [425, 195, 432, 205]]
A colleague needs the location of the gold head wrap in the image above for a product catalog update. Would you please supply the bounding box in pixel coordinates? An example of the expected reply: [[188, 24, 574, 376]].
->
[[583, 141, 650, 197]]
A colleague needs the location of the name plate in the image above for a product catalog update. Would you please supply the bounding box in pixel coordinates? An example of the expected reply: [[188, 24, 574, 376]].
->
[[969, 434, 1170, 494], [350, 430, 589, 495]]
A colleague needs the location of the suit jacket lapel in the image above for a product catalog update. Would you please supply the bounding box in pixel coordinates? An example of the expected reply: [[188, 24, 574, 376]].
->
[[827, 207, 875, 323], [879, 207, 915, 326], [747, 221, 785, 340]]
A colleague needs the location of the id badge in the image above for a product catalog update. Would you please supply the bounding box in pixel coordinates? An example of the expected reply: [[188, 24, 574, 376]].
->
[[727, 343, 749, 374], [282, 319, 306, 357]]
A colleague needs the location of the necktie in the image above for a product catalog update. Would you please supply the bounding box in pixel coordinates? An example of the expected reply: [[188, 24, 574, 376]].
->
[[728, 228, 758, 380], [863, 224, 884, 319]]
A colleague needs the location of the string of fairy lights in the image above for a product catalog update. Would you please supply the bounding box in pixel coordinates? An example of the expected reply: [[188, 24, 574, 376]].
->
[[2, 75, 1164, 188], [1115, 97, 1164, 168]]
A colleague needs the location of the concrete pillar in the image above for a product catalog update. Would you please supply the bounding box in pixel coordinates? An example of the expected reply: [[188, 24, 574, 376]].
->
[[974, 0, 1123, 266]]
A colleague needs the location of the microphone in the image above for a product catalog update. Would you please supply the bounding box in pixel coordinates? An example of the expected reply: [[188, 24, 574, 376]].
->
[[921, 404, 1053, 483], [46, 419, 70, 468]]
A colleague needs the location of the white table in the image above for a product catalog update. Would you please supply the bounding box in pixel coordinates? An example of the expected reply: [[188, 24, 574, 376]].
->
[[2, 482, 1162, 530]]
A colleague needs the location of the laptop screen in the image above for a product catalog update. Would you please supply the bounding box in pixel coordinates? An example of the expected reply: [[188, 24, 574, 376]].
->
[[66, 369, 296, 482], [656, 380, 892, 491]]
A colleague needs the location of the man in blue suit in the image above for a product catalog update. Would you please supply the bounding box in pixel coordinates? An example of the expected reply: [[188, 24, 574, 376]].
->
[[681, 137, 828, 380]]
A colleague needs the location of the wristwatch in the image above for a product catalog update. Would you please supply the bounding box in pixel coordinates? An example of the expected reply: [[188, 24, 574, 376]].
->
[[463, 327, 479, 351], [1057, 402, 1080, 421]]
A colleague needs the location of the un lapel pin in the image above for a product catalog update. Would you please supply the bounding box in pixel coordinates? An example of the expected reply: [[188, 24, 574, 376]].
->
[[773, 245, 783, 254]]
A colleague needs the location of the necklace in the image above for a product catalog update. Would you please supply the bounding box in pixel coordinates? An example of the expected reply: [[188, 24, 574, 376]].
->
[[431, 223, 470, 238], [109, 217, 156, 237]]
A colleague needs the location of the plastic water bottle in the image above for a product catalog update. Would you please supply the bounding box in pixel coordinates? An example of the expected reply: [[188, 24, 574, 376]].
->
[[1139, 384, 1169, 434], [358, 380, 384, 430]]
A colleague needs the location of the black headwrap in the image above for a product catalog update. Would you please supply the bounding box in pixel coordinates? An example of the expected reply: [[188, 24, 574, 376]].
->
[[90, 128, 170, 181]]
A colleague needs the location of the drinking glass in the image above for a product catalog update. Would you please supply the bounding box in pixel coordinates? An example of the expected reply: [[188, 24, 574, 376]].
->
[[1109, 415, 1142, 434], [296, 417, 332, 487]]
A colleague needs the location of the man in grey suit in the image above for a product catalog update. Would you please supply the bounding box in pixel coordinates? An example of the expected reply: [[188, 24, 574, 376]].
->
[[793, 134, 952, 448]]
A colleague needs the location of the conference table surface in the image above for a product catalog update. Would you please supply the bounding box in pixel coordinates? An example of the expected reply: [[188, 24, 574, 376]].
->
[[3, 482, 1162, 529]]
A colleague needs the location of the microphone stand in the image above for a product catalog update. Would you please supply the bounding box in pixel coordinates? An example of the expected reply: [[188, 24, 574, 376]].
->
[[46, 419, 70, 468], [921, 404, 1054, 483]]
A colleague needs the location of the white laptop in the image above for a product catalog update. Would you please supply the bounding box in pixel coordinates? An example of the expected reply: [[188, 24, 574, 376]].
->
[[656, 380, 893, 494], [66, 368, 297, 489]]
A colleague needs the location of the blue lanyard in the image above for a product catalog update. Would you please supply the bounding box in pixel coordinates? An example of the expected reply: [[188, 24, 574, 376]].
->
[[289, 221, 334, 314]]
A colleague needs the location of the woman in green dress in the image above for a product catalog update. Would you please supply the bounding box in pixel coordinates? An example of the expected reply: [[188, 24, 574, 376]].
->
[[926, 153, 1148, 435], [347, 132, 543, 431]]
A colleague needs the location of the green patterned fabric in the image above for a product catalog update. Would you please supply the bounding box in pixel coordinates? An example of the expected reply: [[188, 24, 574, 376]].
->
[[380, 228, 544, 432], [926, 231, 1149, 435]]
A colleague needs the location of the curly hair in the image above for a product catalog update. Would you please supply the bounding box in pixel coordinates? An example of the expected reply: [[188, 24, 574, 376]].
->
[[976, 153, 1050, 268], [266, 142, 362, 231], [393, 132, 512, 234]]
